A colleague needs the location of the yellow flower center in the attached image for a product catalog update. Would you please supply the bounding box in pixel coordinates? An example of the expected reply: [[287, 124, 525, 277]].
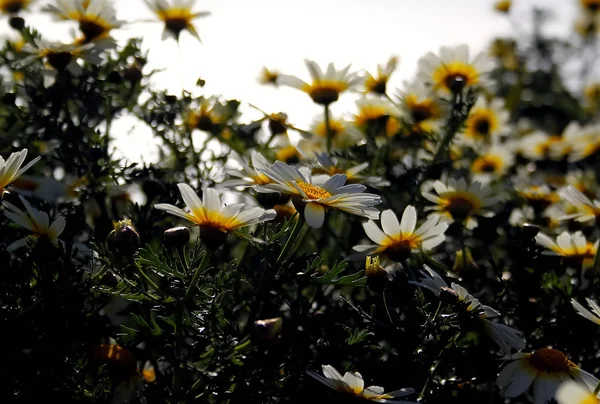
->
[[582, 140, 600, 160], [365, 75, 387, 94], [432, 62, 480, 94], [275, 145, 300, 163], [157, 7, 194, 37], [304, 81, 348, 105], [465, 109, 498, 139], [43, 50, 75, 71], [494, 0, 511, 13], [0, 0, 29, 13], [582, 0, 600, 12], [386, 234, 422, 255], [296, 181, 331, 200], [527, 348, 576, 373], [440, 192, 482, 221], [355, 105, 389, 128], [471, 155, 504, 174]]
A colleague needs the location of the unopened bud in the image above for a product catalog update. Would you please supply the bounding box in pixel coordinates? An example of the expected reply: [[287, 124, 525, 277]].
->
[[164, 226, 190, 249], [257, 191, 291, 209], [123, 64, 143, 83], [365, 256, 389, 291], [439, 286, 459, 305], [9, 16, 25, 31], [252, 317, 283, 342], [107, 219, 140, 257]]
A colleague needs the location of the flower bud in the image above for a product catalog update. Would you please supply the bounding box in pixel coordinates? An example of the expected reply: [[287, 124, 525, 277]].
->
[[268, 113, 288, 135], [9, 16, 25, 31], [365, 256, 389, 291], [123, 64, 143, 83], [107, 219, 140, 257], [164, 226, 191, 249], [256, 191, 291, 209], [439, 286, 459, 305], [252, 317, 283, 342]]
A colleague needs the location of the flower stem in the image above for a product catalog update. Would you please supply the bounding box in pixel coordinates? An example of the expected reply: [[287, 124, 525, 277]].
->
[[382, 291, 393, 325], [324, 104, 332, 154], [184, 249, 213, 302], [275, 215, 305, 268]]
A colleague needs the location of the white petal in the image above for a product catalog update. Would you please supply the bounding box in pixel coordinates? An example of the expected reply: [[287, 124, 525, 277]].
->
[[380, 209, 401, 237], [399, 205, 417, 235], [363, 220, 389, 245], [304, 202, 325, 228]]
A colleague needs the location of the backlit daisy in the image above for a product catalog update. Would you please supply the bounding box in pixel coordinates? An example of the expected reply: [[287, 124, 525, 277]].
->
[[144, 0, 211, 42], [20, 38, 103, 86], [299, 114, 362, 153], [307, 364, 416, 403], [422, 178, 498, 229], [155, 184, 276, 248], [569, 124, 600, 162], [186, 97, 230, 132], [458, 97, 510, 144], [417, 44, 494, 96], [3, 195, 66, 251], [398, 80, 447, 134], [0, 0, 35, 14], [256, 161, 381, 228], [258, 66, 280, 86], [414, 266, 525, 354], [557, 381, 599, 404], [313, 153, 389, 188], [278, 59, 361, 106], [497, 348, 598, 403], [363, 56, 399, 95], [44, 0, 123, 43], [220, 151, 274, 189], [558, 186, 600, 224], [354, 97, 401, 134], [535, 230, 598, 267], [516, 184, 560, 208], [571, 298, 600, 326], [518, 131, 562, 161], [470, 143, 515, 182], [0, 149, 40, 196], [353, 206, 448, 261]]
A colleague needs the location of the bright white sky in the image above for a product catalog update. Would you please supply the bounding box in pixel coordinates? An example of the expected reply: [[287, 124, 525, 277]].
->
[[3, 0, 579, 162]]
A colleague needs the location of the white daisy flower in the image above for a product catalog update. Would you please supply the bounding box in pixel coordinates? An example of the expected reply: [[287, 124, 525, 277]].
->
[[556, 381, 599, 404], [307, 364, 416, 403], [313, 153, 389, 188], [568, 123, 600, 162], [535, 230, 598, 267], [417, 44, 495, 95], [256, 161, 381, 228], [363, 55, 399, 95], [278, 59, 362, 105], [397, 80, 447, 134], [414, 266, 525, 355], [0, 149, 40, 196], [458, 97, 511, 144], [353, 206, 448, 261], [353, 97, 401, 133], [155, 184, 276, 248], [296, 114, 363, 155], [3, 196, 66, 251], [558, 186, 600, 224], [144, 0, 211, 42], [0, 0, 36, 15], [43, 0, 124, 43], [220, 151, 274, 189], [497, 348, 599, 403], [470, 142, 515, 183], [571, 298, 600, 326], [422, 178, 498, 229], [518, 131, 562, 161]]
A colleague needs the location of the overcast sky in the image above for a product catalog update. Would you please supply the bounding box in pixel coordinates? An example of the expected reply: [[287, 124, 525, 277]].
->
[[5, 0, 578, 162]]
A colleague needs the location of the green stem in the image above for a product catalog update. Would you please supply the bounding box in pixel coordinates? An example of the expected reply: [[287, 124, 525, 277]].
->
[[430, 301, 443, 324], [275, 215, 304, 268], [184, 250, 213, 302], [134, 261, 166, 297], [382, 291, 393, 325], [172, 307, 184, 404], [324, 104, 332, 154]]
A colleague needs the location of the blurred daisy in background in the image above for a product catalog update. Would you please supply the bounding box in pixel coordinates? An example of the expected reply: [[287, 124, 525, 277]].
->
[[397, 80, 447, 135], [0, 148, 40, 196], [362, 55, 399, 96], [144, 0, 211, 42], [422, 178, 498, 229], [417, 44, 494, 96], [470, 142, 515, 182], [571, 298, 600, 326], [458, 97, 511, 145], [3, 195, 66, 251], [558, 185, 600, 224], [535, 230, 598, 268], [279, 59, 361, 106], [556, 381, 599, 404]]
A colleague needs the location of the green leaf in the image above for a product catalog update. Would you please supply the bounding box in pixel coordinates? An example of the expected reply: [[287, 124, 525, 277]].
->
[[138, 246, 185, 279]]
